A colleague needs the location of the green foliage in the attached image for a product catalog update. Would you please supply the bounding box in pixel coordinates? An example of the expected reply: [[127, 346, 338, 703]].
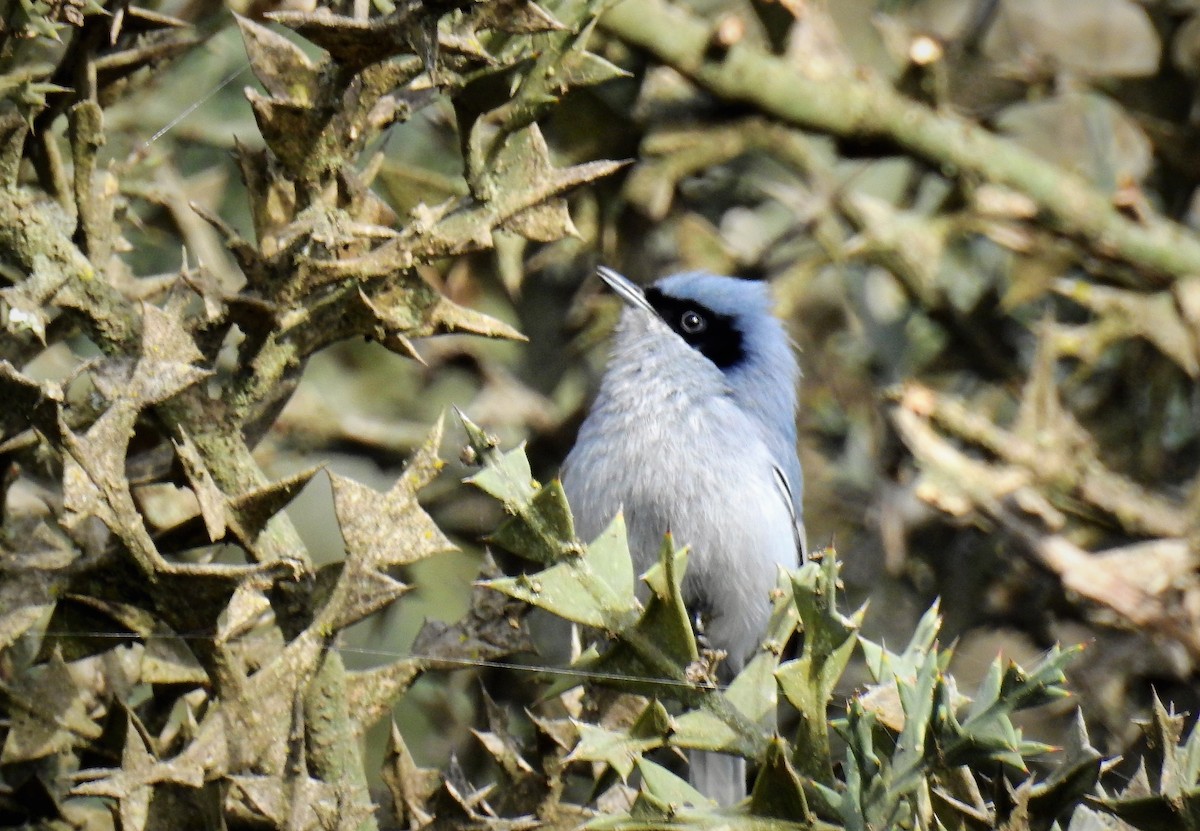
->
[[1094, 696, 1200, 830], [452, 420, 1164, 831]]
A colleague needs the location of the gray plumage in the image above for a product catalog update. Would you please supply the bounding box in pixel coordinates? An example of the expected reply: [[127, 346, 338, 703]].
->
[[561, 267, 806, 806]]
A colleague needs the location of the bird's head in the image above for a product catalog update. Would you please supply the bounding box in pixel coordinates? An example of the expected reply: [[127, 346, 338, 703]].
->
[[596, 266, 795, 382]]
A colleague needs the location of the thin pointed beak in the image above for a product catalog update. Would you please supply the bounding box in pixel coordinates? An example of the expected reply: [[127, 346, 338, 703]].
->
[[596, 266, 656, 315]]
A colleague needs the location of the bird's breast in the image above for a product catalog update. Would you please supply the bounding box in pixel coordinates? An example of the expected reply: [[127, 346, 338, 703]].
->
[[566, 378, 792, 563]]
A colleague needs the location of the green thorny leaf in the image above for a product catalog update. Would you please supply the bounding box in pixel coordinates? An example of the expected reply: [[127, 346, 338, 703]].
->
[[567, 698, 672, 781], [836, 639, 940, 831], [935, 644, 1075, 771], [587, 751, 835, 830], [573, 534, 696, 697], [1001, 710, 1103, 829], [460, 408, 579, 565], [460, 422, 1098, 830], [1091, 692, 1200, 830], [481, 504, 638, 633], [777, 551, 866, 786], [841, 602, 1078, 831]]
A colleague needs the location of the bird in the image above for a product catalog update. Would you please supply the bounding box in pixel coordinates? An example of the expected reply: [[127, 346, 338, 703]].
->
[[561, 265, 806, 806]]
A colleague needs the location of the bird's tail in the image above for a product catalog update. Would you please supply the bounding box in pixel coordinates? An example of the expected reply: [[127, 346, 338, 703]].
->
[[689, 749, 746, 806]]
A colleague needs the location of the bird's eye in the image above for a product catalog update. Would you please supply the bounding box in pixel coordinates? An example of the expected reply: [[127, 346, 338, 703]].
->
[[680, 310, 707, 334]]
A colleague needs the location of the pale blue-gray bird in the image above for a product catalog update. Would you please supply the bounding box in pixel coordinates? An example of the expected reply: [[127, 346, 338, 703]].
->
[[562, 266, 807, 805]]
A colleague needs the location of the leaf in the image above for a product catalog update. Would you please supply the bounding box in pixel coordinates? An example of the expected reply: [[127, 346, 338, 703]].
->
[[358, 279, 527, 345], [466, 0, 621, 171], [1021, 710, 1103, 823], [476, 124, 581, 240], [635, 757, 712, 807], [466, 0, 565, 35], [240, 27, 423, 175], [216, 582, 273, 644], [322, 568, 412, 632], [566, 700, 671, 780], [225, 772, 366, 830], [60, 405, 166, 575], [0, 360, 58, 439], [777, 552, 864, 782], [997, 93, 1152, 190], [474, 689, 538, 783], [0, 572, 55, 653], [58, 303, 214, 576], [235, 14, 320, 105], [268, 6, 481, 70], [421, 754, 541, 830], [61, 594, 207, 685], [225, 466, 320, 557], [324, 418, 455, 630], [860, 599, 941, 683], [482, 513, 639, 631], [1091, 715, 1200, 831], [502, 199, 578, 244], [220, 630, 326, 776], [935, 645, 1076, 771], [382, 720, 440, 827], [346, 657, 427, 736], [173, 429, 226, 542], [891, 644, 941, 787], [558, 537, 698, 704], [488, 480, 577, 563], [634, 537, 699, 667], [91, 304, 209, 406], [79, 713, 156, 831], [984, 0, 1160, 79], [557, 39, 630, 91], [1, 651, 101, 763], [673, 648, 780, 753], [329, 463, 455, 570], [465, 437, 538, 507], [462, 410, 582, 564], [748, 738, 812, 822]]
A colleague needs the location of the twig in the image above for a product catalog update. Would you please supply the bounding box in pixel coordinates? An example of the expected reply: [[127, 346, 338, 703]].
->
[[891, 404, 1200, 662]]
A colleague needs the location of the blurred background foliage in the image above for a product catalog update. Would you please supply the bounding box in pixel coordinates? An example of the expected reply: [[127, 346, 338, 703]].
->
[[4, 0, 1200, 826]]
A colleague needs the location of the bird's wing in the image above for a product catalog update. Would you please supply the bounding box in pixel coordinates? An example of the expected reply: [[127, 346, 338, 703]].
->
[[772, 464, 808, 563]]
